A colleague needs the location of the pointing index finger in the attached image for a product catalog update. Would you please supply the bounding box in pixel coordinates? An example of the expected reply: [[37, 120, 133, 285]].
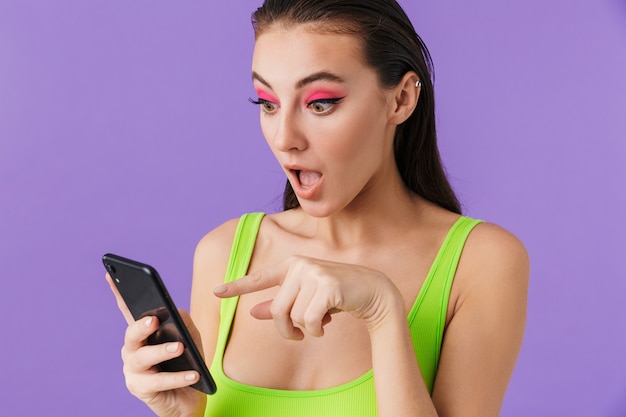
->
[[213, 261, 288, 298]]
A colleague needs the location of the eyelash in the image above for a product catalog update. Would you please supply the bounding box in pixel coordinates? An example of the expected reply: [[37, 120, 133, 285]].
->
[[307, 97, 344, 114], [248, 98, 271, 106], [248, 97, 345, 115], [248, 98, 277, 113]]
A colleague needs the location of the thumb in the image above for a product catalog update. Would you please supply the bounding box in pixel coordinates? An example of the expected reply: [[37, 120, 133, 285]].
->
[[250, 300, 273, 320]]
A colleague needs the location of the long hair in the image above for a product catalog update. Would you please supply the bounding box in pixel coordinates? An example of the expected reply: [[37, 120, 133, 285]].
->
[[252, 0, 461, 214]]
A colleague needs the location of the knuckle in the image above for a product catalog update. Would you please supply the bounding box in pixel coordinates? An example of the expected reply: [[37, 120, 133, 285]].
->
[[303, 312, 318, 328], [124, 373, 146, 397], [311, 264, 329, 279], [123, 325, 134, 345], [288, 254, 308, 269], [316, 276, 334, 291], [125, 351, 142, 371], [249, 270, 263, 285], [333, 293, 344, 307], [287, 258, 308, 279], [297, 254, 313, 266], [120, 345, 128, 361], [127, 380, 149, 399], [289, 310, 302, 324], [125, 378, 137, 395], [125, 320, 147, 344], [269, 302, 283, 319]]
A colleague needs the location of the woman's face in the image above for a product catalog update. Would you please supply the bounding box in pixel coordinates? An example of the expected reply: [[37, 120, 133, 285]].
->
[[251, 25, 399, 217]]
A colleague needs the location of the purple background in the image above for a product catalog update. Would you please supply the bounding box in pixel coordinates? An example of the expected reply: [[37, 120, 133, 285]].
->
[[1, 0, 624, 415]]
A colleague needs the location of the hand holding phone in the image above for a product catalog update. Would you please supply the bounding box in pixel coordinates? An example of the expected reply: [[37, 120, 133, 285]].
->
[[103, 253, 216, 396]]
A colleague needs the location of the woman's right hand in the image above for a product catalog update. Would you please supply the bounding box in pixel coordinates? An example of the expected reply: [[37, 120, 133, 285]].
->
[[107, 274, 207, 417]]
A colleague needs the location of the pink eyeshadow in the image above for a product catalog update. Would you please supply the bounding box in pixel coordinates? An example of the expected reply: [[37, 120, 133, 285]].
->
[[305, 90, 346, 102], [255, 88, 279, 103]]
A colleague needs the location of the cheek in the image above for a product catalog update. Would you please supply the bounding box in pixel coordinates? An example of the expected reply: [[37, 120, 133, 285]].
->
[[258, 110, 276, 136], [320, 108, 386, 157]]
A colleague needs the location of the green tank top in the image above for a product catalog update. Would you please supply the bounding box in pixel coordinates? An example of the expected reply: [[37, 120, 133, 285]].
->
[[204, 213, 481, 417]]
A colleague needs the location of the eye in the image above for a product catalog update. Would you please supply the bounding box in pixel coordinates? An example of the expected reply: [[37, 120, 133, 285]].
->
[[307, 97, 344, 115], [249, 98, 278, 115]]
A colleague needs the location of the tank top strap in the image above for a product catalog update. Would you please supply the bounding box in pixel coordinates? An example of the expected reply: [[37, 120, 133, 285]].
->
[[406, 216, 482, 392], [224, 212, 265, 283], [213, 213, 265, 373]]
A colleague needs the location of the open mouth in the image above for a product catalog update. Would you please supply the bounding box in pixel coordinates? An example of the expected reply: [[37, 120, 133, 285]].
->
[[294, 169, 322, 190]]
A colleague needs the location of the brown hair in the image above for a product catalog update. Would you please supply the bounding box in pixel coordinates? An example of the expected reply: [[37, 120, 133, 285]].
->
[[252, 0, 461, 214]]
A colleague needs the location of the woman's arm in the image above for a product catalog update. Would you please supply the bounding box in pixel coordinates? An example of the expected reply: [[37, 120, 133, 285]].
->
[[366, 282, 439, 416], [430, 223, 529, 416], [189, 218, 240, 377], [188, 219, 242, 413], [367, 222, 528, 416]]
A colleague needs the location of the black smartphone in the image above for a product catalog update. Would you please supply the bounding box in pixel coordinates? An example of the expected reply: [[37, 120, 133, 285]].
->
[[102, 253, 216, 395]]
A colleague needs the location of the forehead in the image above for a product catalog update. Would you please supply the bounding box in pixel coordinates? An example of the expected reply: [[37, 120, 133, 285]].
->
[[251, 26, 369, 86]]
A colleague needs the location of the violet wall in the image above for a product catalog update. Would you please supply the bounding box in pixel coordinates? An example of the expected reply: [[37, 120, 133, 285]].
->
[[1, 0, 624, 415]]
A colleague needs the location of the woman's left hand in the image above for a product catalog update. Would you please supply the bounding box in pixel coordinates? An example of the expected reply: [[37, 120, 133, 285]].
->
[[213, 255, 402, 340]]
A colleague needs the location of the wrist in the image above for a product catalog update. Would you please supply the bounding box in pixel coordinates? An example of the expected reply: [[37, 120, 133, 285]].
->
[[363, 280, 405, 334]]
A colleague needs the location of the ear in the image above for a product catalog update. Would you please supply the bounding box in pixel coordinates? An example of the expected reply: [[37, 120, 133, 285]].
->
[[387, 71, 421, 126]]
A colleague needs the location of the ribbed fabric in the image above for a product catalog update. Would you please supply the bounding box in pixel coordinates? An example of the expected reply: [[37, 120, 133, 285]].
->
[[204, 213, 481, 417]]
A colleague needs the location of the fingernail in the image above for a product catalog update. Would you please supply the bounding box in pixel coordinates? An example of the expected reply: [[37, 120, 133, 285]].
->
[[185, 372, 198, 382], [166, 342, 179, 353], [145, 317, 153, 327], [213, 285, 227, 294]]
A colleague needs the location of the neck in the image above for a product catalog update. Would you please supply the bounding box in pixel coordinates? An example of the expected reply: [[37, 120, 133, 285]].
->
[[306, 168, 426, 250]]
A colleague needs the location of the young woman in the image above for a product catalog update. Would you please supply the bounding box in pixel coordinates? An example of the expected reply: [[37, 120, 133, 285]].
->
[[109, 1, 529, 416]]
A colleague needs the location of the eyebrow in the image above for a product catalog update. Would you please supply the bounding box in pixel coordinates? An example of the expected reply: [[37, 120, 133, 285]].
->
[[252, 71, 345, 90]]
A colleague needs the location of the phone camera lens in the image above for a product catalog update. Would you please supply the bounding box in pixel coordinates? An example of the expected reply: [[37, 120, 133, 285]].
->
[[106, 264, 116, 274]]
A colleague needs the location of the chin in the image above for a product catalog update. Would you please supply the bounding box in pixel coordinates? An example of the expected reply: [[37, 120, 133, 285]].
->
[[296, 199, 338, 218], [296, 196, 354, 218]]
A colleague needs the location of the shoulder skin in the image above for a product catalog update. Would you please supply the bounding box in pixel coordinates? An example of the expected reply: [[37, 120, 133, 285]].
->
[[189, 218, 241, 365], [434, 221, 530, 417]]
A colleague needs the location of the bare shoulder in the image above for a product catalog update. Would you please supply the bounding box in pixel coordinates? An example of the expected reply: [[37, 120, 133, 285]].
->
[[191, 217, 241, 301], [461, 221, 530, 285], [190, 217, 242, 359], [468, 221, 528, 254], [450, 220, 529, 321], [433, 222, 529, 415], [193, 217, 241, 271]]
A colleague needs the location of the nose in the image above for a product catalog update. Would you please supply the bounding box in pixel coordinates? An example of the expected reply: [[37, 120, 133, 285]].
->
[[271, 111, 307, 152]]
